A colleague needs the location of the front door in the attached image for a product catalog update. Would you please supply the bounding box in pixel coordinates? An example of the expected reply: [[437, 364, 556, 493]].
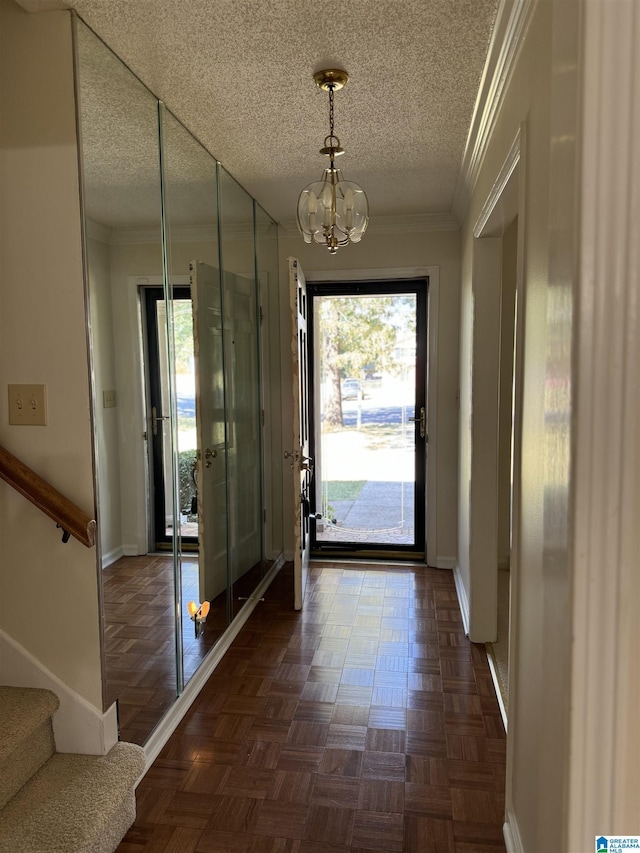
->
[[308, 280, 428, 557], [143, 285, 198, 551], [289, 258, 311, 609]]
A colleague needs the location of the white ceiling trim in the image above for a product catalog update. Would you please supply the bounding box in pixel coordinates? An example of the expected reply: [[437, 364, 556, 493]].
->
[[452, 0, 534, 224], [85, 218, 112, 244], [279, 212, 459, 239], [108, 221, 273, 246]]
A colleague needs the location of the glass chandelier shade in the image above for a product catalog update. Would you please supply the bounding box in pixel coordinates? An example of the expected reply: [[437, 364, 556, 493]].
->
[[297, 69, 369, 254], [297, 167, 369, 253]]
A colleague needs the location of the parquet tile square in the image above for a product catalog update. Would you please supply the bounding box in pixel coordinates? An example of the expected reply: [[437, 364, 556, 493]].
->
[[118, 563, 506, 853], [303, 804, 355, 845]]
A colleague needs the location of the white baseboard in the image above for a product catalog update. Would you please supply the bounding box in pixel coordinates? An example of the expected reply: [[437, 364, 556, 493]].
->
[[486, 646, 508, 732], [283, 548, 294, 561], [101, 545, 124, 569], [0, 628, 118, 755], [453, 562, 470, 636], [122, 544, 140, 556], [143, 554, 285, 770], [503, 807, 524, 853], [435, 555, 455, 569]]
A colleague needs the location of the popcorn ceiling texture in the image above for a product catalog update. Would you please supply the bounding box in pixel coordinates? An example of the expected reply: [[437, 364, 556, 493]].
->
[[35, 0, 499, 224]]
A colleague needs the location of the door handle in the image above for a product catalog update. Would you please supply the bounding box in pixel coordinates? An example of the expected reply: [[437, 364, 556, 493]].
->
[[204, 447, 217, 468], [408, 406, 426, 439], [151, 406, 169, 436], [301, 455, 313, 476]]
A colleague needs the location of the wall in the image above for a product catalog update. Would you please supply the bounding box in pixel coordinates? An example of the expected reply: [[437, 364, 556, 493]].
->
[[277, 226, 461, 563], [497, 218, 517, 566], [459, 0, 575, 849], [0, 1, 103, 708]]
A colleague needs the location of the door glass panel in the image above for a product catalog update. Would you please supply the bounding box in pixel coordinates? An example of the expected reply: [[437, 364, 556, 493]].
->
[[218, 167, 264, 617], [159, 106, 228, 684], [312, 289, 425, 552]]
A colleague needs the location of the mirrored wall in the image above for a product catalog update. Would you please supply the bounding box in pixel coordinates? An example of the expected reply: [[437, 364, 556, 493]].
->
[[75, 19, 283, 745]]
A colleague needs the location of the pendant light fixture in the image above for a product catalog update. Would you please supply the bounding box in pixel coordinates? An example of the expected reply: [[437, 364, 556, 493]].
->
[[297, 69, 369, 254]]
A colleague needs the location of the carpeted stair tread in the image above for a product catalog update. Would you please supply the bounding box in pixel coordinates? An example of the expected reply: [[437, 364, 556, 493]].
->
[[0, 686, 59, 762], [0, 741, 145, 853]]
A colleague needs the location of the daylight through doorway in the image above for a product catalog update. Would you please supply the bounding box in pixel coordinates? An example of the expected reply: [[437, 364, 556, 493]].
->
[[309, 282, 427, 555]]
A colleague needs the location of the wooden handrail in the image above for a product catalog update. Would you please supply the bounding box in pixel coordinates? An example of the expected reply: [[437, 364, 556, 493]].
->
[[0, 445, 96, 547]]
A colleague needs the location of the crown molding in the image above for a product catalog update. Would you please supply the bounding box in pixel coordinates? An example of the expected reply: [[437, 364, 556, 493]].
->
[[107, 221, 269, 246], [278, 211, 459, 238], [452, 0, 534, 224], [85, 218, 112, 245]]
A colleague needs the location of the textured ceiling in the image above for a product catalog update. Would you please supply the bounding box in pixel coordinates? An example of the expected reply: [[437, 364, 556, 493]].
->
[[26, 0, 499, 226]]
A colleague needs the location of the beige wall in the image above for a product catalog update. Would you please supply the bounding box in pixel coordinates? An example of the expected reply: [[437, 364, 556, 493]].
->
[[0, 1, 103, 707], [277, 227, 461, 562]]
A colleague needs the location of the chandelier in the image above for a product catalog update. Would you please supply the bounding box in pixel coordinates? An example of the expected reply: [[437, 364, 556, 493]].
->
[[297, 69, 369, 254]]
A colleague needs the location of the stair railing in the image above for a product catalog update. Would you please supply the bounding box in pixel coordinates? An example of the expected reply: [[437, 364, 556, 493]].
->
[[0, 445, 96, 547]]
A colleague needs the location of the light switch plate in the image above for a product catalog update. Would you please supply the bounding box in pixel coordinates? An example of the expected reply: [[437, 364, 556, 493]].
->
[[103, 389, 117, 408], [8, 384, 47, 425]]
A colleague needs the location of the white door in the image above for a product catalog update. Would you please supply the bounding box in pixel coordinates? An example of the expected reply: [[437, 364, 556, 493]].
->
[[190, 260, 228, 604], [289, 257, 311, 610], [222, 269, 262, 586]]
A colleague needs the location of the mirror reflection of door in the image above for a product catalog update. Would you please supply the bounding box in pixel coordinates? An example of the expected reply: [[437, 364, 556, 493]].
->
[[190, 261, 228, 609], [142, 286, 198, 552], [307, 280, 428, 558]]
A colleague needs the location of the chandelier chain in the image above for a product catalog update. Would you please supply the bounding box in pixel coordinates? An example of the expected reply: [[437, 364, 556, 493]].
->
[[329, 84, 335, 140]]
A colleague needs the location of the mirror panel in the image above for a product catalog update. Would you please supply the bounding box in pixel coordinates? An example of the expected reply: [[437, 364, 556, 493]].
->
[[218, 167, 264, 617], [77, 19, 284, 747], [76, 21, 179, 743], [159, 106, 229, 682]]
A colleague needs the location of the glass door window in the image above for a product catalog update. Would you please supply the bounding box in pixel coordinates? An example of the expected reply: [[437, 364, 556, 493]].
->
[[309, 283, 427, 556]]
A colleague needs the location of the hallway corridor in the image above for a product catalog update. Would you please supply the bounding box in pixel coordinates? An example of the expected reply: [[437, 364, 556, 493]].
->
[[118, 562, 506, 852]]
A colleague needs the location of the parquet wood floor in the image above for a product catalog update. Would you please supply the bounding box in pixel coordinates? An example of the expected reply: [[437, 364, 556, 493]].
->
[[117, 562, 506, 853], [103, 555, 264, 745]]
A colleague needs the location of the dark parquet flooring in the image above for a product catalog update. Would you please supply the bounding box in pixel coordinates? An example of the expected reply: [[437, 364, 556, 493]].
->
[[117, 561, 506, 853]]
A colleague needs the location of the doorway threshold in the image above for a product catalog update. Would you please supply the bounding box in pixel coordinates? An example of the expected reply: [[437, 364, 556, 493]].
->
[[311, 553, 425, 565]]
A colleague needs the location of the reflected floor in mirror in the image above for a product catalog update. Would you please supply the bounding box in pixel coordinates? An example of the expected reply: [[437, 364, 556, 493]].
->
[[116, 562, 506, 853], [103, 555, 265, 745]]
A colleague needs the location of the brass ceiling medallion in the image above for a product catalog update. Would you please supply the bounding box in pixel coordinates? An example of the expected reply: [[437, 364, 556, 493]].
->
[[297, 68, 369, 254]]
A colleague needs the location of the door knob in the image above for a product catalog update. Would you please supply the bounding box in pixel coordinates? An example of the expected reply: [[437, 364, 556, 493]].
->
[[204, 447, 217, 468]]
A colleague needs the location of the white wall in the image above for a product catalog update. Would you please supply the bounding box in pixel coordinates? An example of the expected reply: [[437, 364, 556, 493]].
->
[[497, 219, 517, 567], [459, 0, 577, 848], [0, 1, 103, 708], [277, 226, 461, 563]]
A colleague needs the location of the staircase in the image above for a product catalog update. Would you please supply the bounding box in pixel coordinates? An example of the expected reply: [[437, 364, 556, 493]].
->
[[0, 686, 145, 853]]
